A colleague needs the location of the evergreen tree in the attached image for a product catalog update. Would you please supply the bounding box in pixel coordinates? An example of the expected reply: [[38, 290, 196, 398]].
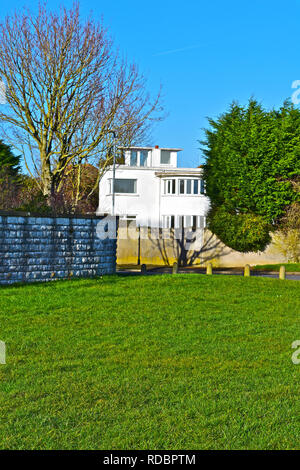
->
[[0, 140, 21, 177], [202, 100, 300, 252]]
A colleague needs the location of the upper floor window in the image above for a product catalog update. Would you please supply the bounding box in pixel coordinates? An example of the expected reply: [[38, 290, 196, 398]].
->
[[163, 179, 176, 195], [112, 178, 137, 193], [162, 178, 205, 195], [130, 151, 137, 166], [160, 150, 171, 165], [140, 151, 148, 167], [200, 179, 205, 194], [179, 179, 205, 195], [128, 150, 149, 167]]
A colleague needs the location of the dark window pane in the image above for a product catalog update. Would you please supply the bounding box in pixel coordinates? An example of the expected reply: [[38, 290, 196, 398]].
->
[[200, 179, 205, 194], [193, 180, 198, 194], [114, 179, 136, 193], [140, 151, 147, 166], [161, 150, 171, 164], [186, 180, 191, 194], [179, 180, 185, 194], [172, 179, 176, 194], [170, 215, 175, 229], [130, 151, 137, 166]]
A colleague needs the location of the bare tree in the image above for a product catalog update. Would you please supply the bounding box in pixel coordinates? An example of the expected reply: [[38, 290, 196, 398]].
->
[[0, 2, 162, 208]]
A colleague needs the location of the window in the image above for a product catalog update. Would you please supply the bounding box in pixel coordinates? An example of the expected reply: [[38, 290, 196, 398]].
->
[[162, 215, 175, 228], [113, 179, 137, 193], [193, 179, 198, 194], [163, 179, 176, 195], [179, 179, 185, 194], [185, 215, 192, 227], [120, 215, 136, 227], [160, 150, 171, 164], [178, 215, 184, 228], [162, 215, 204, 229], [200, 179, 205, 194], [140, 150, 148, 167], [186, 180, 192, 194], [177, 178, 204, 195], [162, 178, 204, 196], [130, 151, 137, 166], [120, 215, 136, 221], [184, 216, 200, 229]]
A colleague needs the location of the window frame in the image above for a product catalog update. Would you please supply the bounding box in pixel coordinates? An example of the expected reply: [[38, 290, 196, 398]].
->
[[163, 179, 176, 195], [160, 150, 171, 165], [111, 178, 137, 194], [139, 150, 148, 167], [130, 151, 138, 166]]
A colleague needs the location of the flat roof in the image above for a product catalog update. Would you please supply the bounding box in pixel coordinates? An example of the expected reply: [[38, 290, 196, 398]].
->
[[118, 146, 183, 151], [155, 168, 202, 177]]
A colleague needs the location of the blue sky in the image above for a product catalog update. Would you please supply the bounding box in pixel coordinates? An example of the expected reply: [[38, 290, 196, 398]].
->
[[1, 0, 300, 167]]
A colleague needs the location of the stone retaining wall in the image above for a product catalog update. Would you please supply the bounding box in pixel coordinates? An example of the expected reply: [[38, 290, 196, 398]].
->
[[0, 213, 117, 285]]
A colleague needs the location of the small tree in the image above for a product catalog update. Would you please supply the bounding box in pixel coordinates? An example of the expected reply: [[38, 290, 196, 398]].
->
[[0, 140, 21, 177], [52, 163, 99, 214], [0, 140, 22, 210], [0, 2, 162, 208]]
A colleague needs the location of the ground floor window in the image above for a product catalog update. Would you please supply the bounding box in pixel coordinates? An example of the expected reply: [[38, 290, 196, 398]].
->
[[119, 215, 137, 227], [162, 215, 206, 229]]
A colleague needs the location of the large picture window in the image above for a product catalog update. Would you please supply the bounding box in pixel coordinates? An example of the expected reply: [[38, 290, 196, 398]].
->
[[112, 179, 137, 193]]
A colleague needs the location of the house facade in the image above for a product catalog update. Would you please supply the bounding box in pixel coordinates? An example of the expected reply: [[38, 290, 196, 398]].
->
[[97, 146, 210, 228]]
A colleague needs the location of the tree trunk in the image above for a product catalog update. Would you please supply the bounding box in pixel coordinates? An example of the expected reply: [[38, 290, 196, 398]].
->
[[41, 153, 52, 205]]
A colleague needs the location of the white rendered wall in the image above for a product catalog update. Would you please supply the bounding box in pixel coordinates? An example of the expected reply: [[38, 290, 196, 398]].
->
[[98, 167, 161, 226], [98, 165, 210, 227]]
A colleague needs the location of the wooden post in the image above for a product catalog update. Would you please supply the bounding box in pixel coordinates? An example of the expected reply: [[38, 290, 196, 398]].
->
[[279, 265, 286, 280], [137, 225, 141, 266], [141, 264, 147, 275], [244, 264, 250, 277], [172, 262, 178, 274], [206, 263, 212, 275]]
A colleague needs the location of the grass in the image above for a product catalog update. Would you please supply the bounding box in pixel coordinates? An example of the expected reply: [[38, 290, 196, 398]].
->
[[0, 274, 300, 450], [253, 263, 300, 272]]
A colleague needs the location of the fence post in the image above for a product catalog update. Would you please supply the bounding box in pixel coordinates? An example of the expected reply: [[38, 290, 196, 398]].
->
[[172, 262, 178, 274], [244, 264, 250, 277], [141, 264, 147, 275], [206, 263, 212, 275], [279, 265, 286, 280]]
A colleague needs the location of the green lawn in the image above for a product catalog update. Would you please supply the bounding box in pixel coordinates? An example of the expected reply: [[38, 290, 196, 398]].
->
[[0, 274, 300, 450], [253, 263, 300, 272]]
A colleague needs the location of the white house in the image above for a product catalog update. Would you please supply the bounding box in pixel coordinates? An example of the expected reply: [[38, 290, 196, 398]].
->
[[97, 146, 210, 228]]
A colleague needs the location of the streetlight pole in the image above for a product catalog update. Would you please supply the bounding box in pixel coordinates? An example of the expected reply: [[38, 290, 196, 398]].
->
[[108, 131, 117, 217]]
